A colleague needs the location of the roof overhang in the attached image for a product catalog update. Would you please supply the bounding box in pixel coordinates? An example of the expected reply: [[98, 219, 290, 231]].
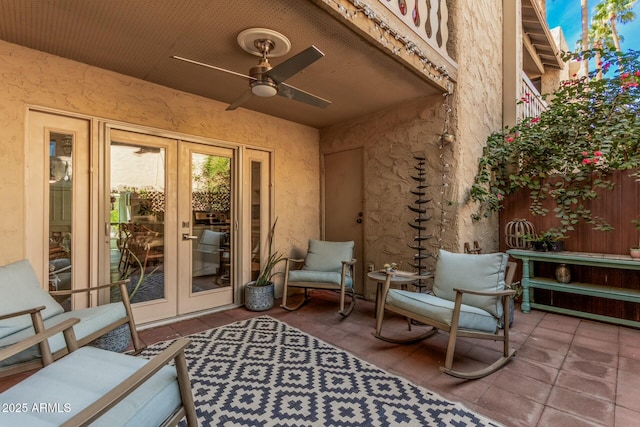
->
[[522, 0, 564, 76]]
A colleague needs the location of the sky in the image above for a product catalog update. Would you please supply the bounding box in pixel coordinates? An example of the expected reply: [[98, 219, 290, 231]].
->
[[546, 0, 640, 52]]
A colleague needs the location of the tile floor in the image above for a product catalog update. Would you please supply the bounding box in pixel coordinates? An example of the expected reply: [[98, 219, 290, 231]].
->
[[3, 290, 640, 426]]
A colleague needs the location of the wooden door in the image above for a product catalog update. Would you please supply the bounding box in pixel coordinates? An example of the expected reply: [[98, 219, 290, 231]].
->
[[323, 148, 365, 296]]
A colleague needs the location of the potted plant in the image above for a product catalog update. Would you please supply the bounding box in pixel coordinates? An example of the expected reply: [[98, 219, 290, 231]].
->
[[631, 219, 640, 260], [524, 229, 566, 252], [244, 218, 285, 311]]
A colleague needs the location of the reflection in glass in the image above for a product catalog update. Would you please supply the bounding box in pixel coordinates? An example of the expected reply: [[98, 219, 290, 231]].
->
[[251, 161, 261, 280], [191, 153, 232, 293], [49, 133, 73, 310], [109, 142, 165, 303]]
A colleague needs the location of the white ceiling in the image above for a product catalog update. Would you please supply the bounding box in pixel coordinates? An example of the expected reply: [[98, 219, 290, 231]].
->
[[0, 0, 442, 128]]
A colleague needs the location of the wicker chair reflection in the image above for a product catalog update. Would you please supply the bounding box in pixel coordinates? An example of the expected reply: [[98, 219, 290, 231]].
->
[[374, 249, 515, 379], [281, 240, 357, 317]]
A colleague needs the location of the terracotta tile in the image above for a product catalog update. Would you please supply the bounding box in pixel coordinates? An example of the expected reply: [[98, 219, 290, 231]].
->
[[515, 342, 568, 369], [493, 369, 552, 404], [538, 406, 608, 427], [568, 345, 618, 367], [538, 316, 580, 334], [525, 334, 571, 354], [615, 405, 640, 427], [477, 386, 545, 426], [572, 335, 619, 355], [170, 317, 210, 336], [556, 370, 616, 401], [137, 325, 181, 345], [531, 326, 575, 344], [619, 356, 640, 374], [502, 357, 559, 384], [616, 370, 640, 412], [619, 341, 640, 361], [575, 323, 619, 344], [563, 353, 618, 383], [547, 386, 615, 426]]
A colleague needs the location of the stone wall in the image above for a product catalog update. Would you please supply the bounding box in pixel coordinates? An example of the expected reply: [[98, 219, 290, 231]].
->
[[319, 0, 504, 300], [0, 40, 320, 270]]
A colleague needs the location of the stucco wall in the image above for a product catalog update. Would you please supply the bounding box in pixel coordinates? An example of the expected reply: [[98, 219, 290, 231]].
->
[[0, 40, 320, 267], [319, 1, 504, 298], [320, 96, 449, 299], [449, 0, 504, 251]]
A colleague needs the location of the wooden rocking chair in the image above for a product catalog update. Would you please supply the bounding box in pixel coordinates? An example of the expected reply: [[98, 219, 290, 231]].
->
[[374, 249, 515, 379]]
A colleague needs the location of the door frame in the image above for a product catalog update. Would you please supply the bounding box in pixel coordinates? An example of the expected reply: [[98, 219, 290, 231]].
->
[[321, 147, 365, 296]]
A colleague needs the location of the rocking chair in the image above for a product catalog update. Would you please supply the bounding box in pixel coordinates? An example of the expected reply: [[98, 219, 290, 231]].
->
[[281, 240, 357, 317], [374, 249, 515, 379]]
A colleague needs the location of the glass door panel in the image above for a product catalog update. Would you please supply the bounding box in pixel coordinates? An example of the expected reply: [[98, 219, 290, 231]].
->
[[27, 111, 90, 310], [178, 142, 234, 314], [108, 128, 177, 323]]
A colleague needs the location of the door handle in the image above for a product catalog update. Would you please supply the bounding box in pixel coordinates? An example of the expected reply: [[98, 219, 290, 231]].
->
[[182, 233, 198, 241]]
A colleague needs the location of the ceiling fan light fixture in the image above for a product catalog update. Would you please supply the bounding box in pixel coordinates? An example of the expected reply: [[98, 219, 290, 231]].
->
[[251, 82, 278, 97]]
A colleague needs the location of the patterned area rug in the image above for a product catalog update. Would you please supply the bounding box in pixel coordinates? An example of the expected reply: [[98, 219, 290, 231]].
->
[[139, 316, 502, 427]]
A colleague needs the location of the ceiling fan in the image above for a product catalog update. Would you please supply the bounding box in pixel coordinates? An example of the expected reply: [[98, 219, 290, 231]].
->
[[172, 28, 331, 111]]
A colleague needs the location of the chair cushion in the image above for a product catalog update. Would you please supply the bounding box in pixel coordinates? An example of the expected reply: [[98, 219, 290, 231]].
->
[[0, 347, 182, 426], [0, 303, 127, 367], [433, 250, 508, 318], [386, 289, 498, 333], [303, 240, 354, 273], [0, 260, 64, 339], [288, 270, 353, 288]]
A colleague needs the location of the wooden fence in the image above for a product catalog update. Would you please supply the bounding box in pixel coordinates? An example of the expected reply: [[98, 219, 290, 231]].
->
[[498, 169, 640, 324]]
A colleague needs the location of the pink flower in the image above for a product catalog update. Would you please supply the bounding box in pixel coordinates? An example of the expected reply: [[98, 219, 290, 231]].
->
[[582, 151, 588, 157], [621, 73, 630, 79], [635, 71, 640, 77], [497, 194, 504, 201], [507, 137, 514, 143], [531, 117, 540, 124], [582, 158, 592, 165], [594, 151, 603, 157]]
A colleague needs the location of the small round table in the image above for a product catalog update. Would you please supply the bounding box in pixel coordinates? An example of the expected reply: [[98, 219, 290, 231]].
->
[[367, 270, 433, 318]]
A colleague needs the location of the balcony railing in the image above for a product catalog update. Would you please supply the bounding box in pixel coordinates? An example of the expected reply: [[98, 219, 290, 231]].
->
[[518, 72, 547, 121]]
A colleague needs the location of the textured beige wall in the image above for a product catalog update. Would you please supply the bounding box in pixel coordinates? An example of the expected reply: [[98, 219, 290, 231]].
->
[[320, 0, 504, 300], [449, 0, 504, 252], [0, 40, 320, 267], [321, 97, 449, 299]]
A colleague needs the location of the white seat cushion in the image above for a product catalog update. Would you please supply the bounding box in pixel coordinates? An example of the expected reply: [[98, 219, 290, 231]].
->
[[288, 270, 353, 288], [0, 347, 181, 426], [386, 289, 498, 333]]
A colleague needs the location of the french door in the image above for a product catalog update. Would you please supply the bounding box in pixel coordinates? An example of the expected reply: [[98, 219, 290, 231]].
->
[[29, 111, 269, 325], [108, 129, 237, 323]]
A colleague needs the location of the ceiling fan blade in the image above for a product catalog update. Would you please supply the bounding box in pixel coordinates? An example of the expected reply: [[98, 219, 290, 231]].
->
[[172, 55, 254, 81], [266, 46, 324, 83], [226, 89, 254, 111], [278, 82, 331, 109]]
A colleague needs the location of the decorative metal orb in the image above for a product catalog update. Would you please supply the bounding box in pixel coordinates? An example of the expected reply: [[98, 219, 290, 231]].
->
[[505, 218, 535, 249]]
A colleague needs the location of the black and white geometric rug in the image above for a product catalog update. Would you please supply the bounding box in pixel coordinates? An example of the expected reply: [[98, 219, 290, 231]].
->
[[139, 316, 502, 427]]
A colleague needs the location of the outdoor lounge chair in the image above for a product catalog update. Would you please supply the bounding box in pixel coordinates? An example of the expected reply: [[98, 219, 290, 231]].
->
[[281, 240, 357, 317], [0, 316, 197, 426], [0, 259, 143, 378], [374, 249, 515, 379]]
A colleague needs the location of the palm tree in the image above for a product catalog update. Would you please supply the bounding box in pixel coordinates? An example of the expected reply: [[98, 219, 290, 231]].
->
[[582, 0, 590, 76], [589, 18, 615, 78], [593, 0, 637, 51]]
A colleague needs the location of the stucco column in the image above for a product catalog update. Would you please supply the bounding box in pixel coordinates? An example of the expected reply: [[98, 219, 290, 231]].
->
[[503, 0, 523, 128]]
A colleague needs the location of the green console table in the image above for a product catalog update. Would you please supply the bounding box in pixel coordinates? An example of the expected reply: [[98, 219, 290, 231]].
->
[[507, 249, 640, 328]]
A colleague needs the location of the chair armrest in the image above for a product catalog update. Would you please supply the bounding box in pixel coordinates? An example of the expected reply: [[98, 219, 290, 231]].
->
[[0, 318, 80, 363], [285, 258, 305, 264], [49, 279, 130, 296], [0, 305, 46, 322], [342, 259, 357, 266], [452, 288, 516, 298], [62, 338, 192, 427]]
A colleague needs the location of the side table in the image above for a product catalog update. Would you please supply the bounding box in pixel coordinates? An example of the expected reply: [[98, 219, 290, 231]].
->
[[367, 270, 433, 318]]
